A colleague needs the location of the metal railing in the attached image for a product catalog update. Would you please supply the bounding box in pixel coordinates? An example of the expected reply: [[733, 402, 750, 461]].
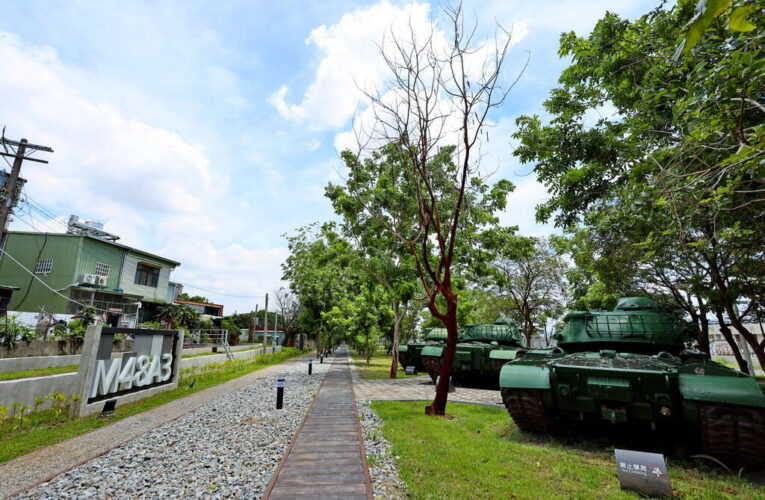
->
[[183, 328, 234, 360]]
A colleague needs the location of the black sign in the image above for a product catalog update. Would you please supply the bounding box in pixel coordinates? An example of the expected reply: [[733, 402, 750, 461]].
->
[[87, 327, 179, 404], [615, 449, 672, 498], [405, 366, 417, 375]]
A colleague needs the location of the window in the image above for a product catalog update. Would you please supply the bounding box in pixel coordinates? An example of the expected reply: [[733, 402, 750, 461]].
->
[[134, 263, 160, 287], [94, 262, 111, 277], [35, 259, 53, 274]]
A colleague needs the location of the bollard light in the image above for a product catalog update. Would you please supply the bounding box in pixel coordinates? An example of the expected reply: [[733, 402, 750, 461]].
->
[[320, 354, 324, 364], [308, 359, 313, 375], [276, 378, 285, 409]]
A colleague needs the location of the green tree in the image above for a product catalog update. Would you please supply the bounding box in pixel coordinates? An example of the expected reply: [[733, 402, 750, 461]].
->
[[492, 236, 568, 347], [157, 303, 200, 329], [512, 2, 765, 369], [282, 223, 367, 352]]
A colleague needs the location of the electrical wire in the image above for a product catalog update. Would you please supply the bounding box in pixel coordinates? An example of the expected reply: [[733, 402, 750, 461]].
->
[[181, 283, 265, 299]]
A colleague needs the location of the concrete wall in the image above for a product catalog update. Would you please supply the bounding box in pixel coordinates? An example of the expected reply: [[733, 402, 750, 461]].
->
[[0, 354, 80, 373], [0, 372, 79, 410], [0, 343, 263, 372], [0, 345, 284, 409]]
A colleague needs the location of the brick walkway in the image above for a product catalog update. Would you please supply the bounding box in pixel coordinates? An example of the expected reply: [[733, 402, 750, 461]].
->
[[263, 347, 372, 500], [351, 363, 504, 408]]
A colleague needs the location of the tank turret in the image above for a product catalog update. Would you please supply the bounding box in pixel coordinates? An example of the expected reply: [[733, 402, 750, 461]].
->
[[552, 297, 688, 354], [421, 318, 525, 387]]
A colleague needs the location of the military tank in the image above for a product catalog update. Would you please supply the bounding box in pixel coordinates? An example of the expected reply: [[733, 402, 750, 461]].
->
[[499, 297, 765, 467], [398, 327, 449, 373], [421, 318, 524, 387]]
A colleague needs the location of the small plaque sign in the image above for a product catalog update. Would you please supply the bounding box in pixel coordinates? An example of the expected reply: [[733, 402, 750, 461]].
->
[[615, 449, 672, 498], [405, 366, 417, 375]]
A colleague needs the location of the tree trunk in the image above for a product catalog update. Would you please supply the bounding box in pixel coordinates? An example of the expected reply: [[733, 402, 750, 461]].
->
[[389, 301, 407, 379], [698, 313, 710, 356], [714, 309, 749, 373], [707, 260, 765, 370], [426, 293, 458, 416]]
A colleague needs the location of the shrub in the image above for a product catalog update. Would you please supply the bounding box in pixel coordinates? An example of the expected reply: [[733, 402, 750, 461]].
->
[[0, 315, 35, 348], [139, 321, 162, 329]]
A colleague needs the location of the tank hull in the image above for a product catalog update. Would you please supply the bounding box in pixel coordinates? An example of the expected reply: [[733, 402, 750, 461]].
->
[[422, 342, 522, 388], [499, 349, 765, 467]]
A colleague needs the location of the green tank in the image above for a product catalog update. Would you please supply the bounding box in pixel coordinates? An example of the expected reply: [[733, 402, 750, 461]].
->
[[421, 318, 524, 387], [499, 297, 765, 467], [398, 327, 450, 373]]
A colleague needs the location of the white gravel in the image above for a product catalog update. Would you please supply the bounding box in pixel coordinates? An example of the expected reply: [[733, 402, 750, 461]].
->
[[357, 401, 408, 500], [15, 359, 329, 500]]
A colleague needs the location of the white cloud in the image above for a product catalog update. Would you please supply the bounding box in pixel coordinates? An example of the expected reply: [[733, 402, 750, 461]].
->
[[271, 1, 529, 133], [271, 1, 433, 129], [0, 31, 283, 313]]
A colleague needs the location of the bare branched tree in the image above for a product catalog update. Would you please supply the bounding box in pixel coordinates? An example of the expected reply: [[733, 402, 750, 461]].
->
[[351, 3, 526, 415], [274, 287, 302, 346]]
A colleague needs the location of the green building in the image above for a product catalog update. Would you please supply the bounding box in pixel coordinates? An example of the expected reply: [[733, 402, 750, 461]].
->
[[0, 231, 180, 327]]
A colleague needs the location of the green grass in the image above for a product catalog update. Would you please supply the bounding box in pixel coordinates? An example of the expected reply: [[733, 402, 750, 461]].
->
[[0, 348, 309, 464], [372, 401, 765, 500], [0, 364, 79, 381], [351, 351, 421, 380]]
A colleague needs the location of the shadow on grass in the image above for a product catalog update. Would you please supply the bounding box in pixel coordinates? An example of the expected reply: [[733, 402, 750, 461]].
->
[[499, 420, 765, 485]]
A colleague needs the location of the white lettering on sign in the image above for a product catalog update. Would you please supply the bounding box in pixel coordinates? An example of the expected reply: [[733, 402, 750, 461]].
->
[[91, 354, 174, 398]]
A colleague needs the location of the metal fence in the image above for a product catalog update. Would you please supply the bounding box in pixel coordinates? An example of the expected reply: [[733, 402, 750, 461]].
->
[[183, 328, 234, 360]]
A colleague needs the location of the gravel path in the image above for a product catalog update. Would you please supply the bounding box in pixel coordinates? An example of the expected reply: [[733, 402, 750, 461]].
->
[[15, 360, 329, 500], [357, 402, 407, 500]]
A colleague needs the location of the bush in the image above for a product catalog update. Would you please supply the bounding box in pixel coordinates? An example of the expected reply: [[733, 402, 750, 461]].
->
[[0, 315, 36, 348], [139, 321, 162, 329], [222, 320, 241, 346]]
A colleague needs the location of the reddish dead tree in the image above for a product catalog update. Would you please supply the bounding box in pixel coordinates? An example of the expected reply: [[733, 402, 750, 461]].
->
[[357, 4, 524, 415]]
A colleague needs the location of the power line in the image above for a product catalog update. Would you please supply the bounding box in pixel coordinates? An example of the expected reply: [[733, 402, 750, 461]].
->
[[181, 283, 266, 299]]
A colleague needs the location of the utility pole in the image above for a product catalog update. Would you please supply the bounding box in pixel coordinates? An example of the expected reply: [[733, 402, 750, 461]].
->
[[249, 303, 258, 344], [0, 133, 54, 253], [264, 292, 269, 353]]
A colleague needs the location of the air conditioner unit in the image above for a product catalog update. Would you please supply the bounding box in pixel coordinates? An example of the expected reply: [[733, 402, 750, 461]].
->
[[79, 274, 97, 285], [95, 276, 108, 286]]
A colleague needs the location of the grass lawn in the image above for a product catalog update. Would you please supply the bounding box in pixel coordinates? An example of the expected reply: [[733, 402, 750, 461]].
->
[[0, 364, 79, 381], [372, 401, 765, 500], [352, 350, 421, 380], [0, 348, 309, 464]]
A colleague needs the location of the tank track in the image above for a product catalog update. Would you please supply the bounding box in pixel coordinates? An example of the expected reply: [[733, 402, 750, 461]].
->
[[698, 403, 765, 468], [422, 356, 441, 384], [501, 388, 556, 433]]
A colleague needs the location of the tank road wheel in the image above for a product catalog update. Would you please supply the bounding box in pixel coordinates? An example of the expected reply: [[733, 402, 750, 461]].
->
[[501, 388, 556, 433], [422, 356, 441, 384], [698, 403, 765, 468]]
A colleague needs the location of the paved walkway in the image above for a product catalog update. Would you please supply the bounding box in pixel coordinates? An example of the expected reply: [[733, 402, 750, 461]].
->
[[0, 352, 314, 500], [351, 362, 504, 408], [263, 347, 372, 500]]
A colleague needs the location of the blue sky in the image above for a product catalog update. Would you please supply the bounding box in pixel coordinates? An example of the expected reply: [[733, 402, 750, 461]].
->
[[0, 0, 656, 313]]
